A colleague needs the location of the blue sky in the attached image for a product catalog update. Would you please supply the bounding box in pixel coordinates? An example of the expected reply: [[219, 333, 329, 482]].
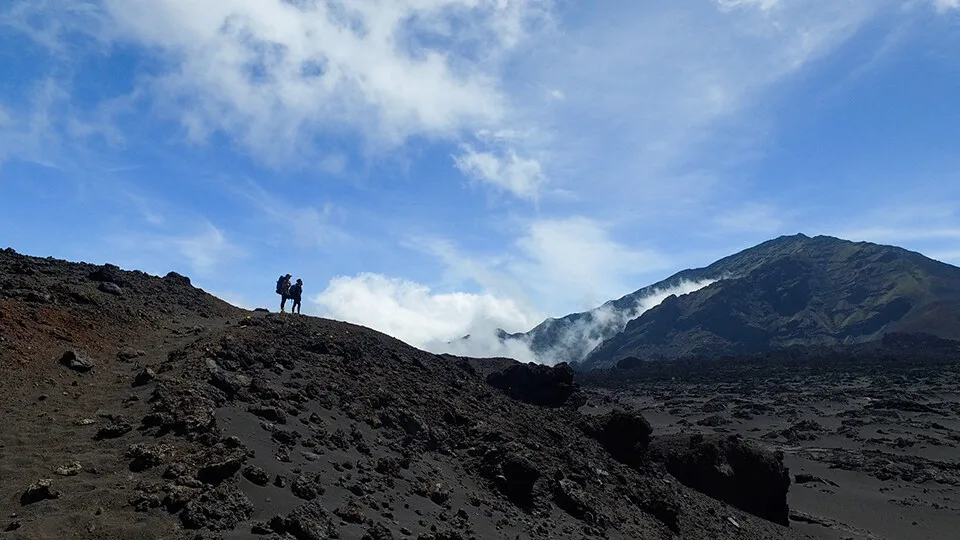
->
[[2, 0, 959, 354]]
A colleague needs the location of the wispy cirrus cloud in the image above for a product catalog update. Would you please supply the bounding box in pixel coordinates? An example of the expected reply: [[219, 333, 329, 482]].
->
[[453, 145, 545, 200], [106, 222, 246, 277]]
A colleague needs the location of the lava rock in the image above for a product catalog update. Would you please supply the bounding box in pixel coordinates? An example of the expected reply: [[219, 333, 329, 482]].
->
[[54, 462, 83, 477], [133, 368, 157, 387], [163, 271, 192, 286], [553, 478, 596, 522], [95, 418, 133, 440], [363, 522, 395, 540], [196, 453, 247, 486], [20, 479, 61, 505], [59, 350, 94, 373], [579, 409, 652, 467], [292, 474, 324, 500], [98, 281, 123, 296], [242, 465, 270, 486], [483, 451, 541, 507], [126, 443, 171, 472], [648, 433, 790, 526], [485, 362, 577, 407], [269, 500, 337, 540], [88, 264, 124, 285], [180, 484, 253, 531]]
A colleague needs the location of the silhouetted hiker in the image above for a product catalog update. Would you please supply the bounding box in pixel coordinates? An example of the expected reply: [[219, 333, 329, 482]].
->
[[288, 278, 303, 314], [276, 273, 292, 312]]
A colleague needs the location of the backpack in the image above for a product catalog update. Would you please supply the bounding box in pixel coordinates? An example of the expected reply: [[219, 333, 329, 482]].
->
[[276, 275, 288, 294]]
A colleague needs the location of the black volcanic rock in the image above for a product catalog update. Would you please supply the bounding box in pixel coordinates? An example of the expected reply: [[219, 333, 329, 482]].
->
[[485, 362, 577, 407], [649, 434, 790, 526], [579, 410, 652, 467]]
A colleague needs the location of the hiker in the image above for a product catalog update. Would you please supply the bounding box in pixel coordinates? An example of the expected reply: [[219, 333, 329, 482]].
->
[[288, 278, 303, 315], [276, 273, 292, 312]]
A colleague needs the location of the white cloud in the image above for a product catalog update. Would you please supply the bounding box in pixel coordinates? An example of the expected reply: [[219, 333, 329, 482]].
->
[[933, 0, 960, 12], [453, 145, 545, 199], [93, 0, 547, 164], [511, 217, 673, 312], [531, 278, 718, 365], [313, 273, 543, 355], [715, 0, 781, 12], [500, 0, 897, 219], [107, 223, 246, 277], [237, 182, 350, 249]]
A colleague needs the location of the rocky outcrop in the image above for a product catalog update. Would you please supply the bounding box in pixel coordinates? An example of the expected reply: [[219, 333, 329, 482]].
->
[[485, 362, 577, 407], [648, 434, 790, 525], [579, 409, 652, 467]]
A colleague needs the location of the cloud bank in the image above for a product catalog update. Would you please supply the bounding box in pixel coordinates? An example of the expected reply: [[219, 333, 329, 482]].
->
[[314, 273, 717, 365]]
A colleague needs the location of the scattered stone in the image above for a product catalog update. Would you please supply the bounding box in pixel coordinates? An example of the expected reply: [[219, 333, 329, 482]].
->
[[335, 499, 368, 524], [4, 521, 21, 532], [98, 282, 123, 296], [126, 444, 172, 472], [20, 480, 61, 505], [117, 348, 145, 361], [482, 451, 540, 507], [196, 453, 247, 486], [292, 474, 324, 500], [364, 522, 395, 540], [180, 484, 253, 531], [553, 479, 596, 522], [59, 350, 94, 373], [242, 465, 270, 486], [133, 368, 157, 387], [54, 462, 83, 477], [95, 418, 133, 440], [269, 500, 337, 540]]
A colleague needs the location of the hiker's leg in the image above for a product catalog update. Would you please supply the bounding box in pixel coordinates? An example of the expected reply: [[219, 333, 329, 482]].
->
[[280, 295, 287, 312]]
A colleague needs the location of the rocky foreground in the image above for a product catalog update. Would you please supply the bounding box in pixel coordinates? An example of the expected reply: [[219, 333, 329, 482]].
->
[[582, 338, 960, 540], [0, 248, 807, 539]]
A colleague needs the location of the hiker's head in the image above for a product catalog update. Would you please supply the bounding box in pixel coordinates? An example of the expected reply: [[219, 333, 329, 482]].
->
[[296, 279, 302, 284], [286, 274, 292, 278]]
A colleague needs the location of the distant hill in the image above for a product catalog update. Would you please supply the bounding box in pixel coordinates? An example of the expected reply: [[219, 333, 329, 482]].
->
[[577, 234, 960, 369]]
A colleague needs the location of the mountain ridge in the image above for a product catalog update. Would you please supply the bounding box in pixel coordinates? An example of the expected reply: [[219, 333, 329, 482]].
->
[[499, 234, 960, 370]]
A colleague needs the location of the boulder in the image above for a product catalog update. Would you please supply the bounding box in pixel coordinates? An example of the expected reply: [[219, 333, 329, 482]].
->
[[485, 362, 577, 407], [98, 282, 123, 296], [95, 417, 133, 440], [20, 479, 61, 505], [180, 484, 253, 531], [269, 499, 337, 540], [648, 434, 790, 525], [482, 450, 541, 507], [88, 264, 124, 285], [163, 271, 192, 286], [59, 350, 94, 373], [579, 410, 652, 467], [133, 368, 157, 387]]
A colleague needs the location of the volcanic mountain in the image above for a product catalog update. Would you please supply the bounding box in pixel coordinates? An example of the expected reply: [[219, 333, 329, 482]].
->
[[508, 234, 960, 370], [0, 247, 802, 539]]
